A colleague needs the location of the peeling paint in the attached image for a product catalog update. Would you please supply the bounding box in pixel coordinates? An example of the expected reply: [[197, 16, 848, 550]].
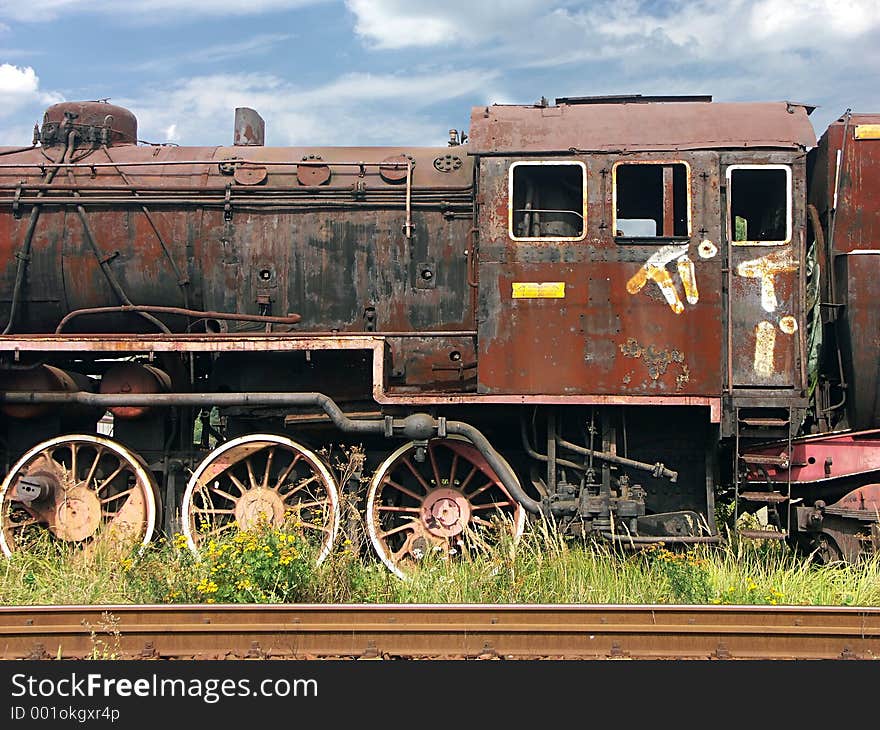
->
[[779, 315, 798, 334], [619, 337, 687, 382], [736, 248, 798, 313], [753, 320, 777, 375], [698, 239, 718, 259]]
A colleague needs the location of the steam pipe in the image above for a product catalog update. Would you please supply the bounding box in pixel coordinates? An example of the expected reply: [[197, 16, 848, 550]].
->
[[0, 389, 541, 514], [55, 305, 302, 334], [555, 435, 678, 482]]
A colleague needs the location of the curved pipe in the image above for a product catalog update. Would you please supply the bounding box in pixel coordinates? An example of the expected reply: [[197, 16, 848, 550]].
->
[[55, 305, 302, 333]]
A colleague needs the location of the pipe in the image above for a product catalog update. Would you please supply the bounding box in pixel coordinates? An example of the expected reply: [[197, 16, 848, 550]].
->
[[0, 388, 540, 514], [445, 420, 542, 514], [597, 532, 723, 546], [62, 132, 170, 335], [56, 305, 302, 334], [556, 435, 678, 482], [101, 146, 190, 307]]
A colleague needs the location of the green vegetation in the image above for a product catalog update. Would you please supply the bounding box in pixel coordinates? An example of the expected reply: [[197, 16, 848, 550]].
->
[[3, 519, 880, 607]]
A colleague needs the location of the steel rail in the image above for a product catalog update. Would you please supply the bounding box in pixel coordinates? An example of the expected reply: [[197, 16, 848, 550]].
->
[[0, 604, 878, 660]]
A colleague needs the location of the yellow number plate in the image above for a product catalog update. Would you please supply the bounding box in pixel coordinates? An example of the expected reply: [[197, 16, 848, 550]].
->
[[511, 282, 566, 299], [855, 124, 880, 140]]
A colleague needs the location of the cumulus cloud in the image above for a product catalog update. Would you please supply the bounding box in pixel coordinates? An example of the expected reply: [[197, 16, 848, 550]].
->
[[0, 64, 61, 118]]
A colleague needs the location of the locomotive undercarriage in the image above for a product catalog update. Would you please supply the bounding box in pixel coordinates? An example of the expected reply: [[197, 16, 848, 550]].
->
[[0, 346, 729, 576]]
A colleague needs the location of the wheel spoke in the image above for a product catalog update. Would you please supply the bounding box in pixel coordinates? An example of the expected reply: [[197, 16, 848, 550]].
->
[[209, 486, 240, 504], [245, 457, 258, 491], [281, 473, 320, 501], [467, 480, 495, 499], [428, 444, 443, 488], [100, 488, 134, 505], [471, 500, 516, 512], [262, 447, 275, 489], [458, 464, 479, 492], [273, 454, 301, 491], [95, 464, 124, 494], [378, 505, 421, 514], [382, 476, 423, 501], [285, 499, 329, 510], [379, 521, 417, 540], [449, 453, 459, 488], [227, 472, 248, 495], [69, 443, 78, 481], [403, 457, 433, 493], [192, 507, 236, 515], [83, 447, 105, 487]]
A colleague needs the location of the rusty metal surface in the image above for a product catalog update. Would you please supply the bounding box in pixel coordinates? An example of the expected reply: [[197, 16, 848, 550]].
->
[[0, 604, 877, 659], [468, 101, 816, 154], [233, 108, 265, 147], [810, 114, 880, 428], [745, 429, 880, 484], [0, 142, 474, 339], [476, 151, 726, 397]]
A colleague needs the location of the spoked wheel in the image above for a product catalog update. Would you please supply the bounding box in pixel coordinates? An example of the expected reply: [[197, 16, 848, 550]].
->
[[0, 435, 159, 557], [366, 437, 526, 579], [182, 434, 340, 564]]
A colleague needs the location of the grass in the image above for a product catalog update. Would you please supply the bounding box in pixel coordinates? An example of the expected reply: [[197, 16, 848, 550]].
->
[[2, 518, 880, 607]]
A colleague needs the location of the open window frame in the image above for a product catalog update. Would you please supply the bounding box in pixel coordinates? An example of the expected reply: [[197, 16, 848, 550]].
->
[[507, 160, 588, 242], [726, 164, 792, 247], [611, 160, 692, 243]]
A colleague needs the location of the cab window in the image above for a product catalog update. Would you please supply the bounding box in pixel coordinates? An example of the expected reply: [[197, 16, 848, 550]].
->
[[613, 162, 690, 239], [509, 161, 586, 241], [727, 165, 791, 245]]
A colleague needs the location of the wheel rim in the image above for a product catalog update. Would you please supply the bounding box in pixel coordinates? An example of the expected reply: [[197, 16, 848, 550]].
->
[[0, 434, 158, 557], [366, 437, 526, 579], [182, 434, 340, 564]]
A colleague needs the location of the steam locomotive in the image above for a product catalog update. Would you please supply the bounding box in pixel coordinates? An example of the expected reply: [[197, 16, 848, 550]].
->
[[0, 94, 876, 576]]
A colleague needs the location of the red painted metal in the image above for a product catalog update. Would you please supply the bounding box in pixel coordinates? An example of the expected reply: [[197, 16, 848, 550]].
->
[[746, 429, 880, 483]]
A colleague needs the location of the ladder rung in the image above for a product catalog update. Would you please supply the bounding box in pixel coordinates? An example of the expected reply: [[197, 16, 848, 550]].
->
[[738, 529, 787, 540], [740, 453, 789, 466], [739, 417, 790, 427], [739, 491, 789, 503]]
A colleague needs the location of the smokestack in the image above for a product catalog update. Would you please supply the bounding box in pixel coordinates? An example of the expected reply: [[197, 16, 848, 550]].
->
[[234, 107, 265, 146]]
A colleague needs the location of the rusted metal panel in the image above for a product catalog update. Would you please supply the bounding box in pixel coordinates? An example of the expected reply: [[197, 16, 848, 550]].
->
[[469, 101, 816, 154], [725, 152, 807, 389], [476, 152, 724, 397], [809, 113, 880, 427], [0, 142, 474, 338]]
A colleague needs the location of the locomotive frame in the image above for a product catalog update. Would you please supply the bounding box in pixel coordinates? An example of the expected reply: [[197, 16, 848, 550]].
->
[[0, 94, 877, 576]]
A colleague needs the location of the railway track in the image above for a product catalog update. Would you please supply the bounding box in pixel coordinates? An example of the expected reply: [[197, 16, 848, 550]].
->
[[1, 604, 878, 660]]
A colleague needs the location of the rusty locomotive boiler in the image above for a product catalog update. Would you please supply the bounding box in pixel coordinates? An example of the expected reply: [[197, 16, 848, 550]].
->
[[0, 94, 877, 575]]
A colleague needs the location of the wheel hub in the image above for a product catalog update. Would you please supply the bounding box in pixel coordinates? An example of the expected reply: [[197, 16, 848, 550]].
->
[[421, 488, 471, 538], [234, 488, 284, 529], [53, 486, 101, 542]]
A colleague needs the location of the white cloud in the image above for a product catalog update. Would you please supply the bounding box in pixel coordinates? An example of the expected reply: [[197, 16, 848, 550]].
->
[[0, 64, 61, 118], [125, 68, 500, 146], [346, 0, 549, 49], [0, 0, 322, 21]]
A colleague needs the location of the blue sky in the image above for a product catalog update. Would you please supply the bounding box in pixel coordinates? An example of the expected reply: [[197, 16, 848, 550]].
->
[[0, 0, 877, 149]]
